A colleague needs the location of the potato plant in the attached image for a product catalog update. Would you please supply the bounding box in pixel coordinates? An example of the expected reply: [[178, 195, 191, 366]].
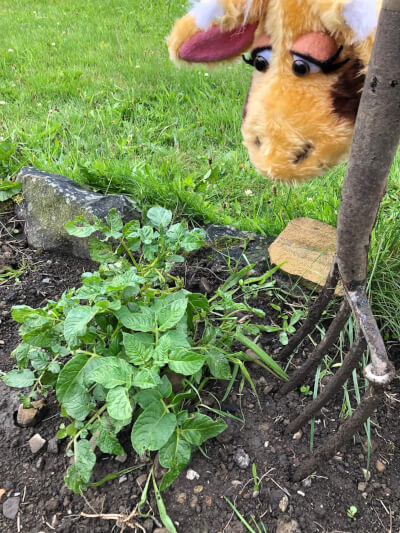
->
[[2, 207, 287, 497]]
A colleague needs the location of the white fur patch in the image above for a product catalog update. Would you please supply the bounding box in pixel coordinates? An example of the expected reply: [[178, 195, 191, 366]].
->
[[189, 0, 224, 30], [342, 0, 378, 42]]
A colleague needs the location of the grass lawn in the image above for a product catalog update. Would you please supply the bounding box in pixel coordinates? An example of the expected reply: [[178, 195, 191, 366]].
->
[[0, 0, 399, 337]]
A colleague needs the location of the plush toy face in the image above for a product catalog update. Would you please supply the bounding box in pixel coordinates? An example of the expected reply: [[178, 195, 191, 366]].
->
[[168, 0, 379, 182]]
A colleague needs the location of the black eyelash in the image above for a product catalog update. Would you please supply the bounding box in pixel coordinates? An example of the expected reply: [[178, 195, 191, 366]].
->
[[242, 46, 272, 67], [291, 45, 350, 74]]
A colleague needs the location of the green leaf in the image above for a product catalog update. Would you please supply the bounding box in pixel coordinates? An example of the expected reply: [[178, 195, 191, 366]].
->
[[89, 239, 117, 263], [106, 209, 123, 232], [138, 226, 153, 244], [132, 368, 161, 389], [122, 219, 140, 237], [159, 431, 192, 491], [62, 383, 93, 421], [131, 400, 176, 455], [235, 331, 289, 381], [166, 222, 185, 241], [135, 389, 162, 409], [181, 229, 204, 251], [153, 336, 170, 365], [181, 413, 227, 446], [152, 474, 177, 532], [65, 216, 97, 238], [122, 332, 153, 364], [161, 329, 191, 349], [31, 350, 50, 371], [75, 439, 96, 480], [142, 243, 158, 261], [65, 465, 86, 493], [147, 207, 172, 228], [22, 322, 59, 348], [156, 297, 188, 332], [64, 306, 97, 346], [168, 349, 205, 376], [11, 305, 40, 323], [84, 356, 134, 389], [279, 331, 289, 346], [2, 369, 35, 388], [206, 350, 232, 380], [91, 419, 124, 455], [159, 375, 172, 398], [115, 306, 155, 332], [0, 179, 21, 201], [221, 265, 254, 292], [57, 353, 90, 403], [159, 466, 182, 492], [159, 430, 192, 469], [106, 386, 133, 420]]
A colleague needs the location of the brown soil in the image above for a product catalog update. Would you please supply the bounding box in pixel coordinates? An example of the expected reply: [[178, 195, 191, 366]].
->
[[0, 208, 399, 533]]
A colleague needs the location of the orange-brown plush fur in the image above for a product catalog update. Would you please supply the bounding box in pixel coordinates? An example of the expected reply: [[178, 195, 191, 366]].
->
[[168, 0, 379, 182]]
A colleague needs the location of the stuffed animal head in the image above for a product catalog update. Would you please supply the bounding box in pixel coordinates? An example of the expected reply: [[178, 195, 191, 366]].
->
[[168, 0, 380, 182]]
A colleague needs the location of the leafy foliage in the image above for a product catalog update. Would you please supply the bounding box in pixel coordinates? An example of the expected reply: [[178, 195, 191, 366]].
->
[[3, 207, 288, 496]]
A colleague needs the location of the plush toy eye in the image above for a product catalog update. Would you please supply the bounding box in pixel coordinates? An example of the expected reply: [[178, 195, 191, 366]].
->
[[292, 59, 310, 76], [243, 47, 272, 72], [254, 48, 272, 72], [292, 54, 321, 77]]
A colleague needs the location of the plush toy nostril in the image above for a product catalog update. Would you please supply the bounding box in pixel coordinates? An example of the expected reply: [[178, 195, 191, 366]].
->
[[254, 136, 262, 148], [293, 142, 313, 164]]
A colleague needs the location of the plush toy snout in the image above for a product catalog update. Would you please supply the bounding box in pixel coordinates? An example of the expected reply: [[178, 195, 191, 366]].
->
[[241, 55, 362, 182]]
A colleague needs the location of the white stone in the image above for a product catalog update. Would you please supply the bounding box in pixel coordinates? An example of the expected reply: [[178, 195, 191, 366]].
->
[[186, 469, 200, 481]]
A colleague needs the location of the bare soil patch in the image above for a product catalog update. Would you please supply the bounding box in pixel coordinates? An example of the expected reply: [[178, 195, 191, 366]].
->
[[0, 209, 399, 533]]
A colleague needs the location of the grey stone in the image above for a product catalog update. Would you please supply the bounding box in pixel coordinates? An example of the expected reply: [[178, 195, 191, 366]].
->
[[16, 166, 140, 259], [47, 437, 59, 454], [28, 433, 46, 454], [2, 496, 20, 520], [233, 448, 250, 470], [143, 518, 154, 533], [205, 225, 273, 276]]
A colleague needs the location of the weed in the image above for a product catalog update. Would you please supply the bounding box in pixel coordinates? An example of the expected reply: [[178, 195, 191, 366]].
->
[[347, 505, 358, 519]]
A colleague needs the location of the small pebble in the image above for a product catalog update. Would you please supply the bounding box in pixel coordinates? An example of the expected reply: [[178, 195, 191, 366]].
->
[[115, 452, 127, 463], [233, 448, 250, 470], [292, 430, 303, 440], [190, 496, 198, 509], [176, 492, 186, 504], [194, 485, 203, 494], [2, 496, 20, 520], [358, 481, 367, 492], [376, 459, 386, 472], [279, 495, 289, 513], [47, 437, 58, 454], [297, 490, 305, 497], [186, 469, 200, 481], [118, 475, 128, 484], [28, 433, 46, 454]]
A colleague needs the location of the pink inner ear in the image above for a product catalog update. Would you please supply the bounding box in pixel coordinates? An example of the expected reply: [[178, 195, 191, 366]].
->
[[179, 23, 258, 63]]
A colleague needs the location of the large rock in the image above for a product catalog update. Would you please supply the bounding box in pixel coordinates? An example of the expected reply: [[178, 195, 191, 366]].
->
[[205, 224, 273, 276], [16, 166, 140, 258], [268, 218, 340, 293]]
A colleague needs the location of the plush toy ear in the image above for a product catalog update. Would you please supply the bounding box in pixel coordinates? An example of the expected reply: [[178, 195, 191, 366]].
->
[[168, 1, 263, 65]]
